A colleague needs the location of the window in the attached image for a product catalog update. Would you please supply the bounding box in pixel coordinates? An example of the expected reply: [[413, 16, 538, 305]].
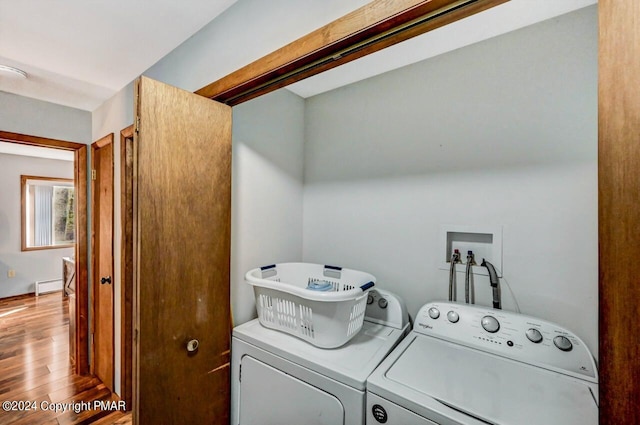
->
[[21, 175, 75, 251]]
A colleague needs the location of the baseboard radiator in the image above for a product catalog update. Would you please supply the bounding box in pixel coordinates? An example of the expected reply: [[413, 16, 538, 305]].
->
[[35, 279, 63, 296]]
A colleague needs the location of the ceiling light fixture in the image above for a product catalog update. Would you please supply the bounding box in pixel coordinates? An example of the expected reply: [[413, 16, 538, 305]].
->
[[0, 65, 28, 79]]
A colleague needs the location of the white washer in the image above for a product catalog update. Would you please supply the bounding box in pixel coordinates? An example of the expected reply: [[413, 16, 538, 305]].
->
[[366, 301, 598, 425], [231, 289, 409, 425]]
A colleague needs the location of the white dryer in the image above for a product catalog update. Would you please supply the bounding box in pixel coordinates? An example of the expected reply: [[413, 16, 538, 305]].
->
[[366, 301, 598, 425], [231, 289, 409, 425]]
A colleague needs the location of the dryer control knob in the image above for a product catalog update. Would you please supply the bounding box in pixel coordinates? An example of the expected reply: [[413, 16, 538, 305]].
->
[[553, 335, 573, 352], [481, 316, 500, 333], [367, 294, 374, 305], [428, 307, 440, 319], [378, 298, 388, 309], [526, 328, 543, 343], [447, 311, 459, 323]]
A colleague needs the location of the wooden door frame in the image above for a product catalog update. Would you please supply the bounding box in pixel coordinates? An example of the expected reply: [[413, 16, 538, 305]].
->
[[90, 133, 115, 386], [120, 125, 134, 410], [597, 0, 639, 420], [192, 0, 636, 422], [0, 130, 90, 375]]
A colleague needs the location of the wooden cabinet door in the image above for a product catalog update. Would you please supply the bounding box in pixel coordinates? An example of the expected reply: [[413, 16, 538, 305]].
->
[[133, 76, 232, 424]]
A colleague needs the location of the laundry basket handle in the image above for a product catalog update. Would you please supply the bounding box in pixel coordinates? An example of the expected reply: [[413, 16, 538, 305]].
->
[[260, 264, 277, 279], [323, 264, 342, 279], [360, 281, 375, 291]]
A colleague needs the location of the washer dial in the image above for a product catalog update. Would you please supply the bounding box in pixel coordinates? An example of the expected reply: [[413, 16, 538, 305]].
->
[[553, 336, 573, 352], [428, 307, 440, 319], [481, 316, 500, 333], [526, 328, 543, 343], [447, 311, 460, 323]]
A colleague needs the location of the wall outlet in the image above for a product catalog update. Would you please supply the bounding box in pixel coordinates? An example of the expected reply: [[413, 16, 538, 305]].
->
[[7, 269, 16, 278]]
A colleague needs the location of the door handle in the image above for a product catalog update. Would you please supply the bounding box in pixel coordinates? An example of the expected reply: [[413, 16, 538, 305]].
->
[[100, 276, 112, 285], [186, 339, 199, 353]]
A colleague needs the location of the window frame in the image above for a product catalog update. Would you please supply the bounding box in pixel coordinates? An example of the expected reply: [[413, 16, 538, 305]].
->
[[20, 174, 76, 251]]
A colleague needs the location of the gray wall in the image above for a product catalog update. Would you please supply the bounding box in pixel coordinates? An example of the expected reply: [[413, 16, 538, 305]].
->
[[0, 91, 91, 143], [91, 0, 345, 394], [0, 153, 75, 298], [303, 7, 598, 356], [143, 0, 369, 92], [0, 92, 91, 299]]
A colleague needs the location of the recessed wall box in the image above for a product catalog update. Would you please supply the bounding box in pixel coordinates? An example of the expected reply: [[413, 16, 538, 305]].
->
[[439, 225, 503, 277]]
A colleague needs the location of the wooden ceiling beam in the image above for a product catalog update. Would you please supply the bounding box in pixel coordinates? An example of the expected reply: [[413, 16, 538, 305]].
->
[[196, 0, 508, 105]]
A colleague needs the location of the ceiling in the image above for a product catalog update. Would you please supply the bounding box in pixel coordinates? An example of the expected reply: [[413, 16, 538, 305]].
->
[[0, 0, 596, 113], [0, 0, 237, 111]]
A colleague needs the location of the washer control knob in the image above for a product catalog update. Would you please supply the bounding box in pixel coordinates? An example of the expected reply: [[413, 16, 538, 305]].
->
[[378, 298, 388, 309], [526, 328, 543, 343], [481, 316, 500, 333], [447, 311, 459, 323], [553, 336, 573, 352], [367, 294, 374, 305], [428, 307, 440, 319]]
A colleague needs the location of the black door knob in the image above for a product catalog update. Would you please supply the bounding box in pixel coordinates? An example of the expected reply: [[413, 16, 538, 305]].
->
[[101, 276, 112, 285]]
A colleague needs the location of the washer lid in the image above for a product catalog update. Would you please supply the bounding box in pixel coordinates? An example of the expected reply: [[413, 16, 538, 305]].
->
[[383, 336, 598, 425], [233, 319, 407, 390]]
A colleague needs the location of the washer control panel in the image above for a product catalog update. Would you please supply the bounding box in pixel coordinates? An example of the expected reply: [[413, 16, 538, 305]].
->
[[414, 301, 597, 383]]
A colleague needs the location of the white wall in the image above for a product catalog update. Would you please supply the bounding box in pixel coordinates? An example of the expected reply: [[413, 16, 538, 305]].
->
[[0, 153, 75, 298], [303, 7, 598, 357]]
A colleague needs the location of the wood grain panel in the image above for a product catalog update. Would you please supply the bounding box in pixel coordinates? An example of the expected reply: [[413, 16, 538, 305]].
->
[[196, 0, 507, 104], [91, 134, 115, 391], [133, 76, 232, 424], [74, 145, 89, 375], [598, 0, 640, 423], [119, 125, 134, 410]]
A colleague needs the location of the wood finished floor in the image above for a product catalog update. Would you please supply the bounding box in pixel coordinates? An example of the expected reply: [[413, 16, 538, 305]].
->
[[0, 293, 132, 424]]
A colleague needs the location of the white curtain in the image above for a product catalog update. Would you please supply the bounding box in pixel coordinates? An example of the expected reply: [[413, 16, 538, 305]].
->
[[34, 185, 53, 246]]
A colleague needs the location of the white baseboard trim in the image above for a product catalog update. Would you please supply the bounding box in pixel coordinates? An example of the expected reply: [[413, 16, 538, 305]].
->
[[35, 279, 63, 296]]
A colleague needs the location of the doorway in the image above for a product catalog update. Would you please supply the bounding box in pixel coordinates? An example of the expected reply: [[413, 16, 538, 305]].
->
[[0, 130, 90, 374]]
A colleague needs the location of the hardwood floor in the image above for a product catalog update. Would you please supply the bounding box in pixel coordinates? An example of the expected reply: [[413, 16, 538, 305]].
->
[[0, 293, 132, 424]]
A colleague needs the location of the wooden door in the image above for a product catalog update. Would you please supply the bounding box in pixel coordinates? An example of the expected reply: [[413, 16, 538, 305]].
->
[[133, 76, 232, 424], [91, 134, 115, 391]]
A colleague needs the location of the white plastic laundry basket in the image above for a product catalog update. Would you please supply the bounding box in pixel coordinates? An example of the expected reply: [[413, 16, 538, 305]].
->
[[245, 263, 376, 348]]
